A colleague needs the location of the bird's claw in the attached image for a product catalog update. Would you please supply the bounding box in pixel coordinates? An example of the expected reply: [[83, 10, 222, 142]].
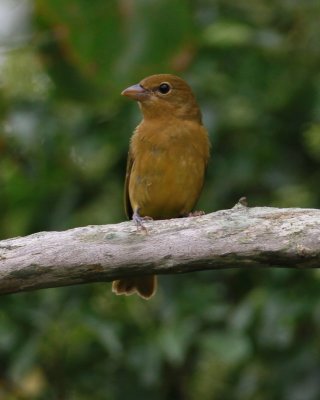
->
[[188, 210, 205, 217], [133, 212, 153, 232]]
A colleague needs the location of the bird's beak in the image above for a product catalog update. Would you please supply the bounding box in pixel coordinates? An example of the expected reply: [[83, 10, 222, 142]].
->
[[121, 84, 149, 101]]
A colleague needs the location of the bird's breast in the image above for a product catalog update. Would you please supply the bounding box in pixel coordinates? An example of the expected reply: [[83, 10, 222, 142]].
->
[[128, 121, 209, 219]]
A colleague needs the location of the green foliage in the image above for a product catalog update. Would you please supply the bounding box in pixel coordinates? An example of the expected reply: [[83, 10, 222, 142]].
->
[[1, 0, 320, 398]]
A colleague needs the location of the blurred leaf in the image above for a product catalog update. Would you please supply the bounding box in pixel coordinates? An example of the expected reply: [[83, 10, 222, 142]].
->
[[200, 331, 252, 365], [157, 318, 198, 366], [203, 21, 254, 47], [304, 123, 320, 161]]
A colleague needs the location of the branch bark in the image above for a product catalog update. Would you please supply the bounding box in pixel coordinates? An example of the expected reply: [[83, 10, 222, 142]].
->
[[0, 204, 320, 295]]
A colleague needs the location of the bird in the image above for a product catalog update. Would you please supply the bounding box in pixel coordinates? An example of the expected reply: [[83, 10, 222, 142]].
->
[[112, 74, 210, 299]]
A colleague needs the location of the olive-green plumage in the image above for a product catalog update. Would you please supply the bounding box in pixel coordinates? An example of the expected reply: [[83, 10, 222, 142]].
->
[[112, 74, 210, 299]]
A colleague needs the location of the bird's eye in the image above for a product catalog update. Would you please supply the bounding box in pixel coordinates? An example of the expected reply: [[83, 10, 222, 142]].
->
[[158, 83, 171, 94]]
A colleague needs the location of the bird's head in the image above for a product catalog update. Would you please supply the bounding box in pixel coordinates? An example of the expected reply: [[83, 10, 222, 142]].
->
[[121, 74, 202, 122]]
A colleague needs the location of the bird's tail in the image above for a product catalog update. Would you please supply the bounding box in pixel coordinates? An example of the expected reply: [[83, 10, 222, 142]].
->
[[112, 275, 157, 300]]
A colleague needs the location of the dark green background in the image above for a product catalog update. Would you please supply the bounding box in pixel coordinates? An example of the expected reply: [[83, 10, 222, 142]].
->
[[1, 0, 320, 398]]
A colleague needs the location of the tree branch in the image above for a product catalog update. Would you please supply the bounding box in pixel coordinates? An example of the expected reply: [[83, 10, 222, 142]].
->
[[1, 204, 320, 295]]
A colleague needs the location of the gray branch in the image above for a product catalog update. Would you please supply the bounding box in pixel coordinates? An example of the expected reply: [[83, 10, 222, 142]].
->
[[1, 203, 320, 295]]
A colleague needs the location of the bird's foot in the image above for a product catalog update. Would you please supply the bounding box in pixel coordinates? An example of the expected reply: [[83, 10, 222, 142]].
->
[[133, 211, 153, 232], [233, 197, 248, 208], [187, 210, 205, 217]]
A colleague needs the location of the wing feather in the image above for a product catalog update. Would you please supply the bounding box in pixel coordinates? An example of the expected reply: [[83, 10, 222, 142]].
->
[[124, 149, 134, 219]]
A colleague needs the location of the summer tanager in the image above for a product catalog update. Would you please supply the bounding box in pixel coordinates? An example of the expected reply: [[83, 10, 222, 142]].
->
[[112, 74, 210, 299]]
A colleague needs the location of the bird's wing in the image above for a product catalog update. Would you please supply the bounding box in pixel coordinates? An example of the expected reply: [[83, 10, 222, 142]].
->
[[124, 149, 134, 219]]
